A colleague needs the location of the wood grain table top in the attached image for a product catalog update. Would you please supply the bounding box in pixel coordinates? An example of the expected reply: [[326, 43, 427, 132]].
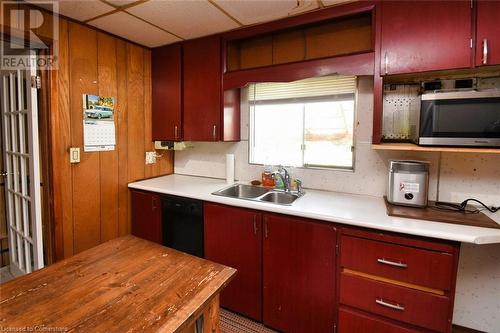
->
[[384, 197, 500, 230], [0, 236, 236, 333]]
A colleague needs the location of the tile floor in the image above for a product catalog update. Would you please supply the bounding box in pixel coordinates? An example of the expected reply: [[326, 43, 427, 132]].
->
[[220, 309, 277, 333], [0, 266, 14, 284]]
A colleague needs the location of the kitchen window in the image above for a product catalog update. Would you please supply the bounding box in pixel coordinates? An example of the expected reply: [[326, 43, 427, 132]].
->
[[249, 75, 357, 169]]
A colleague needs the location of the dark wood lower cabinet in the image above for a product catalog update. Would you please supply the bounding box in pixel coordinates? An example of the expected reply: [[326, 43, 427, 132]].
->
[[204, 203, 263, 321], [129, 195, 462, 333], [338, 228, 460, 333], [263, 213, 337, 333], [339, 308, 423, 333], [130, 190, 162, 244], [340, 272, 450, 332]]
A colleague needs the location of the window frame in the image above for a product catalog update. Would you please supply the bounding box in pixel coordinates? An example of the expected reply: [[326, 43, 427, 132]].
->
[[247, 79, 358, 172]]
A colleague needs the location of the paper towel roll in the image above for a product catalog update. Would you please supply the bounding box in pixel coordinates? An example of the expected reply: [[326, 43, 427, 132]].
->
[[226, 154, 235, 184]]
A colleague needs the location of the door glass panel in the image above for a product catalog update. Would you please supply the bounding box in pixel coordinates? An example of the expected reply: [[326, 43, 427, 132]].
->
[[10, 114, 17, 151], [6, 153, 13, 187], [25, 199, 32, 238], [12, 75, 18, 111], [14, 194, 21, 230], [17, 234, 24, 269], [22, 74, 28, 111], [29, 242, 34, 270], [20, 156, 27, 196], [23, 113, 29, 153], [12, 235, 18, 265], [14, 155, 20, 191]]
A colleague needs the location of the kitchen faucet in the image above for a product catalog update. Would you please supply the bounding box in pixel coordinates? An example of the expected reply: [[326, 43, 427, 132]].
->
[[274, 166, 291, 193]]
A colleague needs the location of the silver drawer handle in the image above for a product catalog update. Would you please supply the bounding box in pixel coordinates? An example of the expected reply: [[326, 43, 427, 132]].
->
[[376, 298, 405, 311], [384, 52, 388, 75], [377, 258, 408, 268], [483, 39, 488, 65]]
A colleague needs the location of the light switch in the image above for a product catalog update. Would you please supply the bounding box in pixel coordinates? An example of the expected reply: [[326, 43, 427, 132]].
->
[[70, 147, 80, 163]]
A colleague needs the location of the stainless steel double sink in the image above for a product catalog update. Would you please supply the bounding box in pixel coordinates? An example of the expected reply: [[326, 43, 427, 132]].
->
[[212, 184, 303, 205]]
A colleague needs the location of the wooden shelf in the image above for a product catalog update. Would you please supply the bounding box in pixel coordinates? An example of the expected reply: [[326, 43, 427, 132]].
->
[[372, 143, 500, 154]]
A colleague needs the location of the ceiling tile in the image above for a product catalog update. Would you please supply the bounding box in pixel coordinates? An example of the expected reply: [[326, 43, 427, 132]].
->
[[24, 1, 54, 11], [49, 0, 116, 22], [321, 0, 357, 7], [105, 0, 140, 7], [87, 11, 181, 47], [214, 0, 319, 26], [126, 0, 240, 39]]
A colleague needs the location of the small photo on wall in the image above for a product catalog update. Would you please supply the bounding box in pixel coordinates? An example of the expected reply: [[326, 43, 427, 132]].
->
[[83, 95, 115, 121]]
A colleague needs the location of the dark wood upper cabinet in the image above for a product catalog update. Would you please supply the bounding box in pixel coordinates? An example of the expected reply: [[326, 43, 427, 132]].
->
[[476, 0, 500, 66], [183, 35, 222, 141], [152, 36, 239, 142], [380, 1, 472, 75], [152, 43, 182, 141], [130, 190, 162, 245], [204, 203, 262, 321], [263, 214, 336, 333]]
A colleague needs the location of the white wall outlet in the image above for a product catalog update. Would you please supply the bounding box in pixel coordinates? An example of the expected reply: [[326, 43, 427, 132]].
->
[[69, 147, 80, 163], [145, 151, 156, 165]]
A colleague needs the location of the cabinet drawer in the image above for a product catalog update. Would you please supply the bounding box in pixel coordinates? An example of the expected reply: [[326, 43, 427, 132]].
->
[[339, 307, 422, 333], [340, 272, 451, 332], [341, 235, 454, 291]]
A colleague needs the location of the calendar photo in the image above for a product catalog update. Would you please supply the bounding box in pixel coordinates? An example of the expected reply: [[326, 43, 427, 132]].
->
[[82, 94, 116, 152]]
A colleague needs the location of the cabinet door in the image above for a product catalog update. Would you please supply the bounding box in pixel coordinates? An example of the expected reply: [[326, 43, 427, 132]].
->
[[381, 1, 472, 75], [183, 36, 222, 141], [152, 43, 182, 141], [339, 308, 421, 333], [204, 203, 262, 321], [130, 190, 162, 244], [263, 214, 336, 333], [476, 1, 500, 66]]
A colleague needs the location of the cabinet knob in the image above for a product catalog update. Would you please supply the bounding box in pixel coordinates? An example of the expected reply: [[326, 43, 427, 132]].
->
[[212, 125, 217, 140], [174, 125, 178, 139], [264, 218, 268, 238], [253, 215, 257, 235]]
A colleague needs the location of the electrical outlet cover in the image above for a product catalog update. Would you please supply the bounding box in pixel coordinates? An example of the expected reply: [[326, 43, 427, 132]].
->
[[145, 151, 156, 165], [69, 147, 80, 163]]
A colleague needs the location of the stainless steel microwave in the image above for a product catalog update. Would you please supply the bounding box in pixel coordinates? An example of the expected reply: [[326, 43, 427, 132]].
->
[[409, 90, 500, 147]]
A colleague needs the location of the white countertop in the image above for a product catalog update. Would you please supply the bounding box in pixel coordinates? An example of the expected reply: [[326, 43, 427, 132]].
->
[[128, 174, 500, 245]]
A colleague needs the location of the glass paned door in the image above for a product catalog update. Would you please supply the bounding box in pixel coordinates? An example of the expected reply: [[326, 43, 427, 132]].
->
[[0, 56, 43, 276]]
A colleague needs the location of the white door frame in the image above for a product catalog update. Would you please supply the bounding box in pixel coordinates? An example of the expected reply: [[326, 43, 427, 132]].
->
[[0, 52, 44, 276]]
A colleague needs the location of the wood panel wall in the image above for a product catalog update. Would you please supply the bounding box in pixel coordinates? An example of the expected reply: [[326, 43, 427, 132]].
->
[[50, 18, 173, 260]]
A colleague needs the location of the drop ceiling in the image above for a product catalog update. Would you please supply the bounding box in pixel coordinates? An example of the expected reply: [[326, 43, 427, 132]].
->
[[27, 0, 356, 48]]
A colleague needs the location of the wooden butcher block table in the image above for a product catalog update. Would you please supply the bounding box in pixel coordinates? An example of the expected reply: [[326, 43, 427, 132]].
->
[[0, 235, 236, 333]]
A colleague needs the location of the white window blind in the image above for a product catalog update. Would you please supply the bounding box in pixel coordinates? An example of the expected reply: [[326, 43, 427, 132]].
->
[[248, 75, 357, 102], [249, 75, 357, 169]]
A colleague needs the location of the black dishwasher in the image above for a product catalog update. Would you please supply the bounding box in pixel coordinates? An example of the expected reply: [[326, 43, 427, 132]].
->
[[161, 195, 204, 258]]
